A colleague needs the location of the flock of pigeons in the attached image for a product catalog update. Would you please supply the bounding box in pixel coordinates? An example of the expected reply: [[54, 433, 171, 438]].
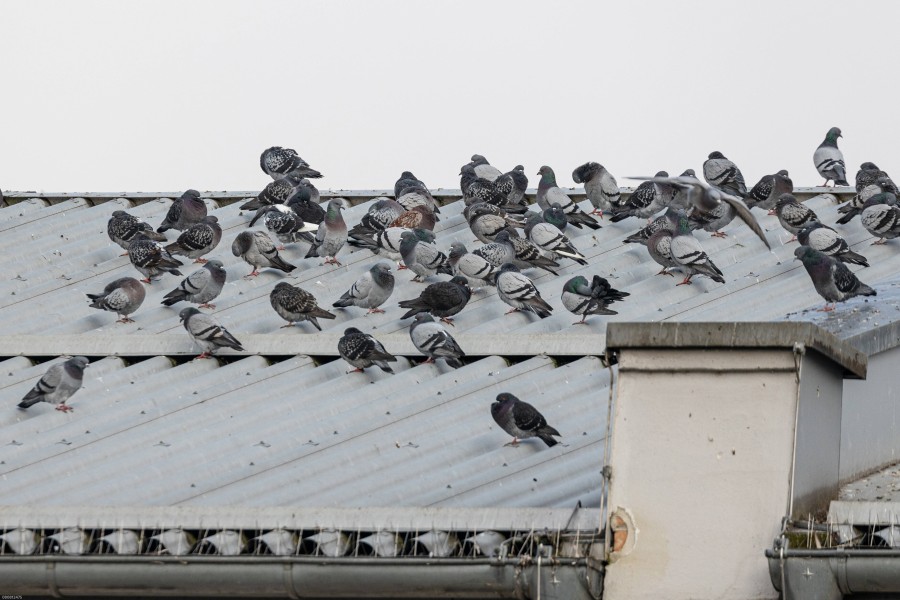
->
[[15, 130, 898, 448]]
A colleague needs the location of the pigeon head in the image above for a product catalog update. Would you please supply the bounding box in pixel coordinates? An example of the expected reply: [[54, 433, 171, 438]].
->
[[825, 127, 842, 141], [572, 162, 601, 184], [448, 242, 467, 260], [776, 169, 790, 177], [205, 259, 225, 270], [413, 313, 435, 324], [680, 169, 697, 178], [493, 230, 512, 244], [513, 165, 525, 172], [344, 327, 363, 336], [537, 165, 556, 180], [178, 307, 200, 322], [272, 282, 293, 293], [112, 210, 130, 218], [494, 392, 516, 405], [860, 162, 880, 171], [182, 189, 202, 200], [449, 275, 470, 290], [67, 356, 90, 371], [470, 154, 488, 165], [775, 193, 798, 209], [674, 215, 693, 235], [794, 245, 825, 265], [498, 262, 520, 275], [326, 198, 347, 216], [564, 275, 589, 294], [654, 170, 669, 178], [707, 151, 725, 160]]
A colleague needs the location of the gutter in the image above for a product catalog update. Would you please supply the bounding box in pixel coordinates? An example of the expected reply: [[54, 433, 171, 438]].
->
[[765, 545, 900, 599], [0, 555, 603, 599]]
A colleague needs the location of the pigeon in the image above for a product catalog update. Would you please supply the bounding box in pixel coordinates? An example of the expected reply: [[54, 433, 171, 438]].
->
[[702, 152, 747, 197], [396, 186, 440, 215], [460, 164, 507, 206], [249, 204, 318, 248], [623, 208, 679, 245], [285, 184, 325, 220], [332, 262, 395, 314], [796, 222, 869, 266], [448, 242, 498, 288], [495, 165, 529, 205], [630, 175, 770, 249], [338, 328, 397, 374], [794, 246, 875, 311], [668, 169, 701, 211], [774, 194, 819, 241], [18, 356, 89, 412], [107, 210, 166, 253], [305, 198, 348, 265], [572, 162, 620, 217], [645, 229, 680, 276], [231, 230, 296, 277], [472, 229, 516, 267], [495, 263, 554, 318], [465, 203, 524, 244], [394, 171, 427, 198], [669, 215, 725, 286], [128, 234, 184, 283], [86, 277, 146, 323], [349, 197, 405, 238], [164, 215, 222, 263], [855, 162, 890, 193], [837, 177, 898, 224], [389, 205, 436, 231], [466, 154, 503, 182], [860, 194, 900, 245], [179, 307, 245, 358], [609, 171, 670, 222], [813, 127, 849, 186], [399, 231, 452, 281], [259, 146, 322, 180], [491, 392, 560, 447], [269, 282, 336, 330], [398, 276, 471, 324], [349, 226, 411, 260], [241, 174, 305, 211], [524, 213, 587, 265], [561, 275, 630, 324], [504, 229, 561, 274], [745, 170, 793, 212], [536, 166, 601, 229], [542, 203, 569, 232], [157, 189, 207, 233], [409, 313, 465, 368], [161, 259, 227, 309]]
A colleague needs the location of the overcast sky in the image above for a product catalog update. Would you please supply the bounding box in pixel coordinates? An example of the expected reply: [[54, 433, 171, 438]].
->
[[2, 0, 898, 194]]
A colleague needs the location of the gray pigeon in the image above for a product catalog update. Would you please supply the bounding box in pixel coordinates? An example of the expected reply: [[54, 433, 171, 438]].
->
[[668, 169, 701, 211], [631, 175, 770, 249], [128, 234, 184, 283], [332, 262, 395, 314], [338, 328, 397, 374], [496, 263, 554, 318], [448, 242, 498, 288], [745, 170, 793, 213], [572, 162, 620, 217], [107, 210, 166, 254], [466, 154, 503, 182], [231, 230, 296, 277], [702, 152, 747, 197], [813, 127, 849, 186], [409, 313, 465, 368], [837, 177, 898, 224], [794, 246, 875, 311], [855, 162, 890, 193], [269, 282, 336, 330], [241, 174, 304, 211], [18, 356, 89, 412], [466, 203, 519, 244], [491, 392, 560, 447], [645, 228, 680, 276], [536, 166, 601, 229], [609, 171, 670, 222], [561, 275, 630, 324], [623, 208, 679, 245], [524, 213, 587, 266], [394, 171, 427, 198], [161, 259, 227, 309], [542, 203, 569, 232], [669, 216, 725, 286], [495, 165, 529, 205], [260, 146, 322, 180], [348, 197, 405, 239], [504, 229, 561, 274], [860, 194, 900, 244], [796, 222, 869, 266], [249, 204, 318, 248], [179, 307, 245, 358], [396, 186, 440, 215], [157, 189, 207, 233], [398, 276, 471, 324], [87, 277, 146, 323], [349, 226, 433, 261], [472, 229, 516, 268], [165, 215, 222, 263], [775, 194, 819, 241], [399, 231, 452, 282], [305, 198, 348, 265]]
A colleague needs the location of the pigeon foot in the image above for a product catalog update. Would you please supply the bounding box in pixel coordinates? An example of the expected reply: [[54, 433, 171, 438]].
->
[[55, 404, 74, 412]]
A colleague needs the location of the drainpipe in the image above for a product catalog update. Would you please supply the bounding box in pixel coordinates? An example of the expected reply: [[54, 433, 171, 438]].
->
[[766, 544, 900, 599]]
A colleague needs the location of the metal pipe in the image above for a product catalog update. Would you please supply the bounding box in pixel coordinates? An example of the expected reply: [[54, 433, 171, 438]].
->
[[766, 548, 900, 598], [0, 555, 599, 599]]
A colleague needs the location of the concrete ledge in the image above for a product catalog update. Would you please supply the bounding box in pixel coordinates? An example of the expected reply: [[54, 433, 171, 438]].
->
[[606, 321, 867, 379]]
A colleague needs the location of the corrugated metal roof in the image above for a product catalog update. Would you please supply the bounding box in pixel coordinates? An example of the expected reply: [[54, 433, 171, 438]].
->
[[1, 184, 895, 543]]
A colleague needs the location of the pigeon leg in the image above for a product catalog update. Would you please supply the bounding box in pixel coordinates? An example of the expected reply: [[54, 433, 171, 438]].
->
[[55, 404, 74, 412], [195, 352, 213, 359], [767, 209, 777, 216], [421, 357, 435, 364], [787, 235, 797, 243], [710, 231, 727, 239], [140, 278, 152, 284], [573, 314, 590, 325], [346, 368, 365, 374], [244, 270, 260, 278], [504, 307, 521, 315], [818, 303, 836, 312], [116, 317, 135, 324], [194, 258, 208, 264], [590, 208, 604, 218], [279, 322, 296, 329], [439, 317, 455, 326], [676, 276, 693, 286], [397, 264, 408, 270], [366, 307, 386, 314], [119, 251, 129, 257], [276, 245, 286, 251], [656, 268, 675, 277], [872, 238, 888, 245], [503, 438, 521, 447], [198, 303, 216, 309], [323, 256, 343, 266]]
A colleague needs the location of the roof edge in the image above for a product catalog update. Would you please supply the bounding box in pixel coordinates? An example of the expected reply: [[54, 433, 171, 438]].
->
[[605, 321, 867, 379]]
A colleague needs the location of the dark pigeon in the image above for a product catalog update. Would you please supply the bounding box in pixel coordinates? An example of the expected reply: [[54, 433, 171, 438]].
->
[[260, 146, 322, 180], [269, 282, 336, 330], [108, 210, 166, 253], [157, 190, 207, 233], [398, 276, 471, 324], [165, 215, 222, 263], [491, 392, 560, 447], [338, 328, 397, 374], [794, 245, 875, 311]]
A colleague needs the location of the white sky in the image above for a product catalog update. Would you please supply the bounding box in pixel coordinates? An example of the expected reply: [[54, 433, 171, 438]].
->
[[2, 0, 898, 194]]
